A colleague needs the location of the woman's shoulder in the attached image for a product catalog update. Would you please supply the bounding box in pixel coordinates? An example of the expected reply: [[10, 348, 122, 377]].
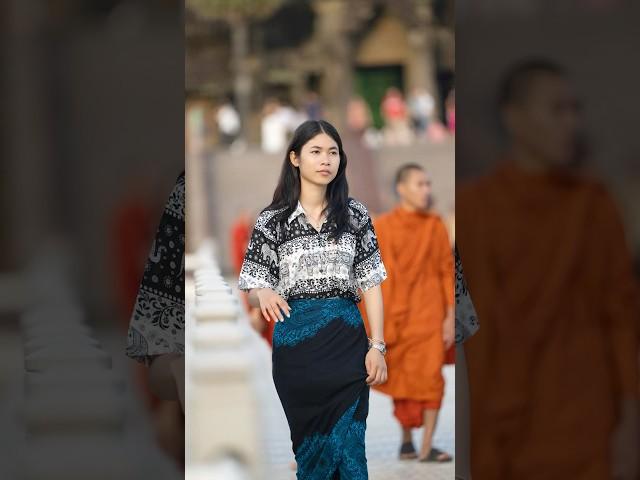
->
[[346, 198, 372, 230], [165, 171, 185, 219], [347, 197, 370, 216], [256, 205, 287, 221], [253, 205, 287, 235]]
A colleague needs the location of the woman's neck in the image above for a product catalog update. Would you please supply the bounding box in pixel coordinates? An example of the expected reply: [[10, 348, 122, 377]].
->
[[299, 179, 327, 214]]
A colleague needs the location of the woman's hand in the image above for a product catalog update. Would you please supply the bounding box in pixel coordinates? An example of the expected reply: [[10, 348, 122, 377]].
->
[[253, 288, 290, 322], [365, 348, 388, 386]]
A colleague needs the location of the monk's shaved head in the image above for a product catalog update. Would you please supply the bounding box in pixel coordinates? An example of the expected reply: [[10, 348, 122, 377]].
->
[[395, 163, 425, 186], [395, 164, 431, 211], [498, 59, 565, 108], [499, 58, 580, 168]]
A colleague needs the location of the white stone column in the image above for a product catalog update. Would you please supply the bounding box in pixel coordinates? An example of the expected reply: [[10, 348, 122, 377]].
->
[[5, 0, 53, 268]]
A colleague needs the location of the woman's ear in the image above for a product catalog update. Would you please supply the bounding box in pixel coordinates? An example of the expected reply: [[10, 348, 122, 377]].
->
[[289, 150, 299, 167]]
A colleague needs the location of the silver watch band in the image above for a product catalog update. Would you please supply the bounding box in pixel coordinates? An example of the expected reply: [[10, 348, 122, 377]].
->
[[369, 343, 386, 355]]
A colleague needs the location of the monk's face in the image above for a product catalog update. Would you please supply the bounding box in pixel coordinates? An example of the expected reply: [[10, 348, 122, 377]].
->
[[503, 73, 581, 167], [290, 133, 340, 186], [398, 169, 431, 211]]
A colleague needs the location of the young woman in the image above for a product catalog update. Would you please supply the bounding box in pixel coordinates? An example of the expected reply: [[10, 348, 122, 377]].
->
[[239, 120, 388, 479]]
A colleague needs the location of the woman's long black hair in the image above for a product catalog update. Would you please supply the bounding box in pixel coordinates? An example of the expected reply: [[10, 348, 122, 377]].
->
[[266, 119, 350, 240]]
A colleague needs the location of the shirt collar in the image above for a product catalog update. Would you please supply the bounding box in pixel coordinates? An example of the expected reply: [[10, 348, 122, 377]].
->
[[287, 201, 306, 225], [287, 201, 329, 227]]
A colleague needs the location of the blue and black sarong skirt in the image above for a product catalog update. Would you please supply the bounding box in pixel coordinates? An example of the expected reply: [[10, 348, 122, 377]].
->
[[272, 297, 370, 480]]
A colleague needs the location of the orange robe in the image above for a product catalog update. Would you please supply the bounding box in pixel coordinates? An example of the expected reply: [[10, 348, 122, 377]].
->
[[360, 207, 454, 426], [457, 161, 640, 480]]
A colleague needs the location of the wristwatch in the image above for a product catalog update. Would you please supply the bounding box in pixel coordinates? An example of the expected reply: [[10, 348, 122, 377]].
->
[[368, 339, 387, 356]]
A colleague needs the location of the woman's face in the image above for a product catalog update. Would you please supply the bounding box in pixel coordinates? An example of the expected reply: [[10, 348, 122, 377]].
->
[[290, 133, 340, 187]]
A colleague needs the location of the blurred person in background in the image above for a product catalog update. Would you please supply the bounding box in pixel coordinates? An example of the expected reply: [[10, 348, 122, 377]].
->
[[110, 167, 159, 441], [347, 94, 383, 150], [215, 95, 241, 147], [125, 172, 185, 466], [360, 164, 455, 463], [279, 97, 307, 132], [408, 87, 436, 140], [446, 88, 456, 135], [304, 90, 324, 121], [347, 95, 374, 137], [261, 97, 289, 154], [230, 209, 275, 346], [230, 209, 253, 277], [457, 59, 640, 480], [238, 120, 388, 478], [261, 97, 305, 154], [381, 87, 412, 146], [111, 169, 157, 332], [344, 95, 383, 216]]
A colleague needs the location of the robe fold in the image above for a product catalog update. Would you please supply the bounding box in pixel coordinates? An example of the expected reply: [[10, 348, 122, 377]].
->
[[457, 161, 640, 479]]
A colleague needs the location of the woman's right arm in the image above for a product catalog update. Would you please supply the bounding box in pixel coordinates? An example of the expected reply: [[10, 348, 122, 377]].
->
[[248, 288, 290, 322], [147, 353, 183, 401], [239, 214, 290, 321], [247, 288, 261, 309]]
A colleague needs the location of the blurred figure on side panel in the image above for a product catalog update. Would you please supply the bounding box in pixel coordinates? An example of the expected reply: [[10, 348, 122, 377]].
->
[[457, 59, 640, 480]]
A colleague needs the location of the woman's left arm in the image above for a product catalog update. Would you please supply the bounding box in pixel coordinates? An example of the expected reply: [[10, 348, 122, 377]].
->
[[362, 285, 385, 341], [362, 285, 387, 386]]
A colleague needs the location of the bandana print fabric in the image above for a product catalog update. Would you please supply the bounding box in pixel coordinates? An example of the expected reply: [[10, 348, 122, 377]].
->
[[455, 244, 479, 344], [126, 173, 185, 364]]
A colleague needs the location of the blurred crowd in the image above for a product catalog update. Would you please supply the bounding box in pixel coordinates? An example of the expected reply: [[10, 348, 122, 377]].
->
[[213, 85, 455, 153]]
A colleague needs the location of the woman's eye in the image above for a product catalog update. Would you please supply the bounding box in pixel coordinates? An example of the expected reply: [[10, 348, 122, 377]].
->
[[311, 151, 319, 155], [330, 151, 338, 156]]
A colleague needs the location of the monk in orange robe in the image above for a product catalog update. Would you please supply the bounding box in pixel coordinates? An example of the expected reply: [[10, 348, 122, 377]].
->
[[360, 163, 455, 462], [457, 60, 640, 480]]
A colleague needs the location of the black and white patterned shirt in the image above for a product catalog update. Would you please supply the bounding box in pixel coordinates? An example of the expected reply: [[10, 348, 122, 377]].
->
[[126, 173, 185, 364], [455, 245, 479, 344], [238, 198, 387, 303]]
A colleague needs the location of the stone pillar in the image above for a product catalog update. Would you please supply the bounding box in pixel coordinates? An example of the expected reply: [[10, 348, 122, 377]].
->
[[406, 3, 440, 119], [311, 0, 353, 131], [229, 15, 252, 143], [185, 102, 211, 253], [4, 0, 53, 268]]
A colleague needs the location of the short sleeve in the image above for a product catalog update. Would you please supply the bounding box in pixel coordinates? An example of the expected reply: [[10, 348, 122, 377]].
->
[[238, 210, 280, 292], [126, 172, 185, 365], [352, 202, 387, 291], [455, 245, 479, 344]]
